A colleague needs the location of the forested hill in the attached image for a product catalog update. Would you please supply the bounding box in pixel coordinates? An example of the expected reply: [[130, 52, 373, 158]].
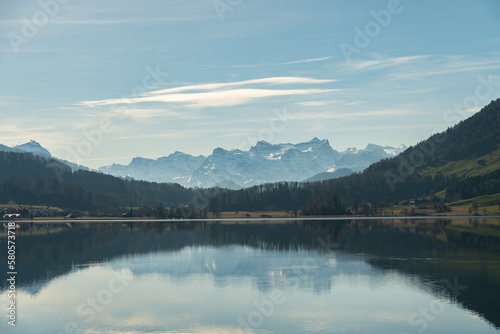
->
[[208, 98, 500, 213], [0, 151, 194, 211]]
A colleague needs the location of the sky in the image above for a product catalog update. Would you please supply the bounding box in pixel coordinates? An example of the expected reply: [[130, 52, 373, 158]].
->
[[1, 0, 499, 168]]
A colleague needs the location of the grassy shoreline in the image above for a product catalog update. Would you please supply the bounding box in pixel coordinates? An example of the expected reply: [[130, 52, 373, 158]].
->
[[3, 211, 499, 222], [2, 192, 499, 221]]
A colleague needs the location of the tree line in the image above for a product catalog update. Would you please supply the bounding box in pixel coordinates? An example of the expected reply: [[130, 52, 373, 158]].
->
[[0, 151, 194, 213]]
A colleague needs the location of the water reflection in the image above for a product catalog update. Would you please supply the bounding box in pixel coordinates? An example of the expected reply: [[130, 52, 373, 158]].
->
[[0, 218, 499, 333]]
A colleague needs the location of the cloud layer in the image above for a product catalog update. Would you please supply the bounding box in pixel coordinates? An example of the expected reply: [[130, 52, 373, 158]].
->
[[80, 76, 338, 108]]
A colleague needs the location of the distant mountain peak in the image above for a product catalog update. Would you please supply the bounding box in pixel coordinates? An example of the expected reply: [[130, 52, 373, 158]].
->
[[251, 138, 332, 154], [16, 139, 39, 146], [306, 137, 330, 147], [213, 147, 227, 154], [2, 139, 88, 172], [364, 143, 383, 151], [14, 140, 52, 157], [173, 150, 196, 156], [130, 157, 153, 164]]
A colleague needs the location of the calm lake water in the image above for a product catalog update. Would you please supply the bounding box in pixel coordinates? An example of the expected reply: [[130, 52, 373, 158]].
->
[[1, 218, 500, 333]]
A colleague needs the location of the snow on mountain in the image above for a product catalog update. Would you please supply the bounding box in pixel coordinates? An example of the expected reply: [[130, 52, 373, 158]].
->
[[1, 140, 88, 172], [333, 143, 407, 172], [97, 139, 406, 188], [98, 152, 206, 184], [304, 168, 355, 182], [189, 138, 340, 188], [14, 140, 52, 157], [0, 138, 405, 187]]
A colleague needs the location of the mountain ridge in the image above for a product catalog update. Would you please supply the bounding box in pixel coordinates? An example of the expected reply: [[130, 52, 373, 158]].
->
[[99, 139, 406, 188], [0, 139, 406, 188], [14, 139, 52, 157]]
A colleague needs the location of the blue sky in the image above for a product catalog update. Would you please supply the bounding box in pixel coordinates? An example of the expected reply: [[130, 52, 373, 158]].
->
[[1, 0, 499, 168]]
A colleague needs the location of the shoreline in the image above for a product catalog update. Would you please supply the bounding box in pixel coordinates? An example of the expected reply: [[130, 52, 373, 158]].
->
[[4, 215, 500, 224]]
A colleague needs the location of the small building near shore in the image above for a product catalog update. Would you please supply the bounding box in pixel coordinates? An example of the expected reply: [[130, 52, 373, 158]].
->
[[3, 213, 21, 219]]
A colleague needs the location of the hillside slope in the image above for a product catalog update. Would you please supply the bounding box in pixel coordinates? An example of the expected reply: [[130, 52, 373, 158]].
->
[[0, 151, 193, 211], [207, 98, 500, 212]]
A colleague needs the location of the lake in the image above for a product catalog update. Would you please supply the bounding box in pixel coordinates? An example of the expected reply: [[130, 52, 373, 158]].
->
[[1, 217, 500, 333]]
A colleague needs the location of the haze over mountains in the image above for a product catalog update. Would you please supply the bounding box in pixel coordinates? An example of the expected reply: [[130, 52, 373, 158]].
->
[[0, 140, 88, 172], [12, 140, 52, 157], [98, 138, 407, 188], [0, 140, 50, 157], [0, 139, 406, 189]]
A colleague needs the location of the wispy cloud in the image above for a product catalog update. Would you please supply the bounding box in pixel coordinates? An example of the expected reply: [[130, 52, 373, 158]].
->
[[82, 88, 337, 108], [79, 77, 338, 109], [279, 56, 334, 65], [51, 17, 207, 25], [106, 107, 204, 121], [295, 100, 343, 107], [287, 109, 412, 121], [389, 56, 500, 79], [344, 101, 366, 106], [198, 57, 334, 68], [345, 54, 500, 79], [346, 55, 430, 71], [0, 17, 206, 27], [147, 77, 336, 95]]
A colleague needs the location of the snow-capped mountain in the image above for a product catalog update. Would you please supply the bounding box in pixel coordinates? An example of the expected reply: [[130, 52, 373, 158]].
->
[[98, 138, 406, 188], [99, 152, 206, 185], [14, 140, 52, 157], [333, 143, 408, 172], [1, 138, 406, 188], [189, 138, 340, 188]]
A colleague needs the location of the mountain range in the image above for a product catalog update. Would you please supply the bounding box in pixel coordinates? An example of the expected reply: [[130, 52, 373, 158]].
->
[[0, 139, 406, 189], [98, 138, 407, 188]]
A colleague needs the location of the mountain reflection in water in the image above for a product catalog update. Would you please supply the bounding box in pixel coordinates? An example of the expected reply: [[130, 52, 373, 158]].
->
[[1, 218, 499, 333]]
